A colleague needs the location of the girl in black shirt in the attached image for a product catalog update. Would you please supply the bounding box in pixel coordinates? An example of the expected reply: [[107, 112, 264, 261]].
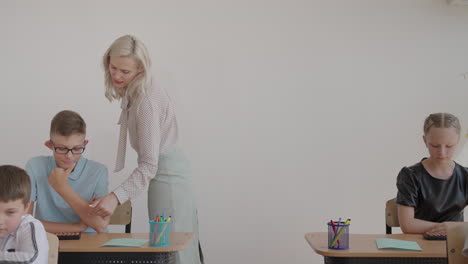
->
[[396, 113, 468, 234]]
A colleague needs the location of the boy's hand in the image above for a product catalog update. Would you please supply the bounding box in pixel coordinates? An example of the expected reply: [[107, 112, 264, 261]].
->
[[48, 165, 74, 191], [74, 220, 88, 232]]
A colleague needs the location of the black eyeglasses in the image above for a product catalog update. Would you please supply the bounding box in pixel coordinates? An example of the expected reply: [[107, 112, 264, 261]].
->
[[51, 141, 86, 155]]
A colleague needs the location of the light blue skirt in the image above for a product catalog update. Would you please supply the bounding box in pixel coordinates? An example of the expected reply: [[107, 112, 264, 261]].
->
[[148, 146, 202, 264]]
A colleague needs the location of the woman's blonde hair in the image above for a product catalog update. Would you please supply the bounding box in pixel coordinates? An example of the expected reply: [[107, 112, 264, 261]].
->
[[423, 112, 461, 135], [103, 35, 151, 102]]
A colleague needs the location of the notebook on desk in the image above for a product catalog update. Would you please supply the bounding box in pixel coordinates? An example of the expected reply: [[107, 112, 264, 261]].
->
[[101, 238, 148, 247], [375, 238, 422, 251]]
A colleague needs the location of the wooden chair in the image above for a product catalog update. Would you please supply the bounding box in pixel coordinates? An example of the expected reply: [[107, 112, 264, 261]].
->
[[109, 200, 132, 233], [46, 232, 59, 264], [447, 222, 468, 264], [385, 198, 399, 234]]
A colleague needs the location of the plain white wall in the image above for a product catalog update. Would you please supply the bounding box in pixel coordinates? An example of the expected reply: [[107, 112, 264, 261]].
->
[[2, 0, 468, 263]]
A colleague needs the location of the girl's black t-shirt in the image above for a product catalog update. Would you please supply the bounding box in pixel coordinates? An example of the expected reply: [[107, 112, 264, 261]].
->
[[396, 159, 468, 222]]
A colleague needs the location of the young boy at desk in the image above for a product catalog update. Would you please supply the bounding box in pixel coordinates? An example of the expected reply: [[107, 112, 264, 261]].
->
[[0, 165, 48, 264], [25, 110, 109, 233], [396, 113, 468, 234]]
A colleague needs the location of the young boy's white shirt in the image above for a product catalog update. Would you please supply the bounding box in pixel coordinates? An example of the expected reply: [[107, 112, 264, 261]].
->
[[0, 214, 48, 264]]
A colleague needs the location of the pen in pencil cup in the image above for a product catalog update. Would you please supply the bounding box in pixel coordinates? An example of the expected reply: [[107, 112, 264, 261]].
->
[[337, 218, 342, 248], [155, 223, 168, 244]]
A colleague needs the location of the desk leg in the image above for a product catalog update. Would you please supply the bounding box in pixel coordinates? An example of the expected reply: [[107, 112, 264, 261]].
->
[[323, 256, 447, 264], [59, 252, 175, 264]]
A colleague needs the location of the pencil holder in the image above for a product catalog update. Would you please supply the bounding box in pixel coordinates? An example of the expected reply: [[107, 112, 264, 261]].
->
[[149, 220, 171, 247], [327, 221, 350, 249]]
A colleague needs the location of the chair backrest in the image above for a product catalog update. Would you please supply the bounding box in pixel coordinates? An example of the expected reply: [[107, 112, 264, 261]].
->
[[385, 198, 399, 234], [46, 232, 59, 264], [109, 200, 132, 233], [447, 222, 468, 264]]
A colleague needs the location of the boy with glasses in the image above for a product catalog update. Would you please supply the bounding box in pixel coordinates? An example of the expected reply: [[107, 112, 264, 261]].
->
[[25, 110, 109, 233]]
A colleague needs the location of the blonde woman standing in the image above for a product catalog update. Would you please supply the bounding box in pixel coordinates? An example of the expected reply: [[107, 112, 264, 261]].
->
[[89, 35, 203, 264], [396, 113, 468, 234]]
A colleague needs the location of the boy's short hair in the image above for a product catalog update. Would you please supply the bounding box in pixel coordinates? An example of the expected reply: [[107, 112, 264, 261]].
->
[[0, 165, 31, 205], [50, 110, 86, 136]]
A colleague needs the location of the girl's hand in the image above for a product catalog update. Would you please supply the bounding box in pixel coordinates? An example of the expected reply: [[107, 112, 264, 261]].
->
[[428, 222, 448, 233]]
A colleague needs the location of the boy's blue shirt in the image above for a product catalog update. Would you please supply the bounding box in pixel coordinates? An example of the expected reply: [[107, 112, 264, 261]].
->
[[25, 156, 108, 232]]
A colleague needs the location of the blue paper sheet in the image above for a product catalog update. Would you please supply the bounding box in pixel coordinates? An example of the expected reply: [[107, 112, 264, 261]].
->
[[375, 238, 422, 251], [101, 238, 148, 247]]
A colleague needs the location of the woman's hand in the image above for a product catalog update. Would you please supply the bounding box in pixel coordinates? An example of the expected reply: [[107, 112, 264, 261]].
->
[[88, 192, 119, 217]]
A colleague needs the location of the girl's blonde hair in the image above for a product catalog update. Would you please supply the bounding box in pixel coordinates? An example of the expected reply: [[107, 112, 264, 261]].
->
[[423, 112, 461, 135], [103, 35, 151, 102]]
